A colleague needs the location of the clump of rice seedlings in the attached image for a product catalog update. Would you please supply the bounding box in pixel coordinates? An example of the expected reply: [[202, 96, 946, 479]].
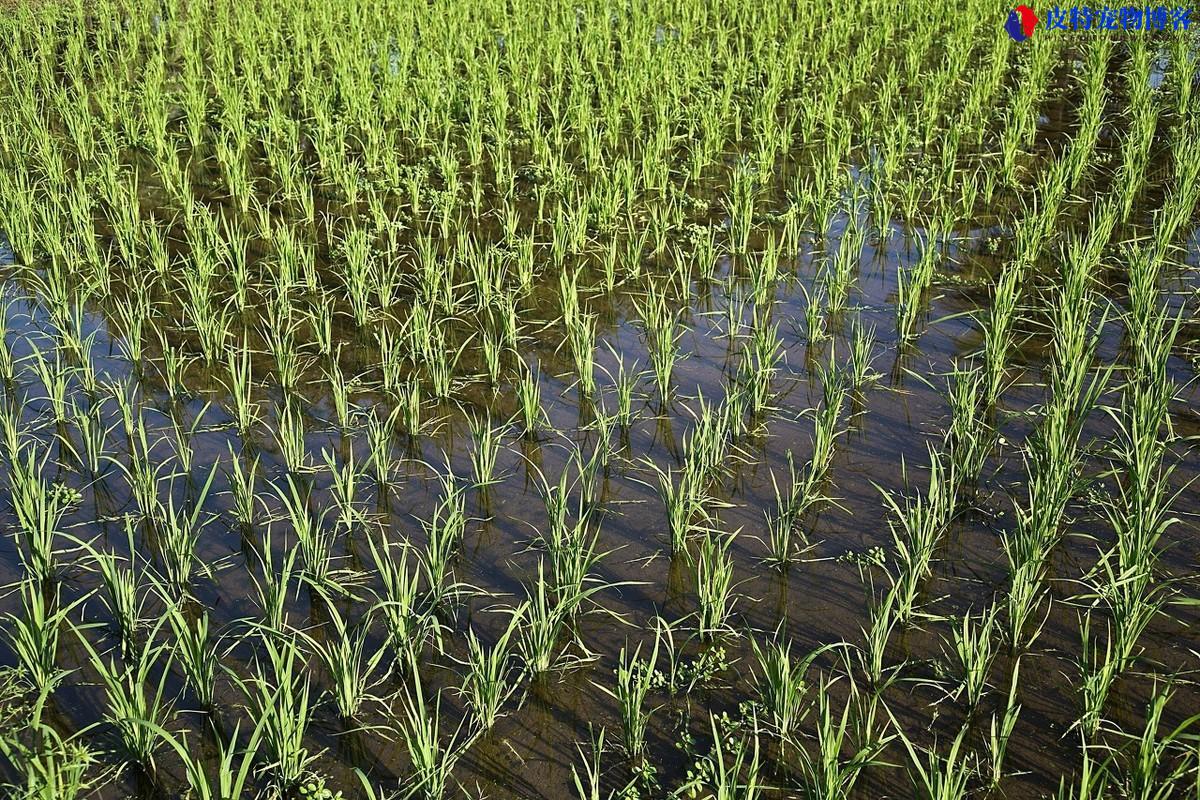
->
[[945, 365, 993, 493], [896, 230, 940, 344], [795, 672, 891, 798], [4, 581, 77, 694], [273, 474, 350, 599], [90, 530, 143, 657], [1075, 611, 1117, 738], [469, 414, 506, 489], [518, 561, 586, 675], [570, 727, 625, 800], [148, 718, 264, 800], [515, 362, 546, 438], [986, 659, 1022, 789], [8, 442, 69, 582], [848, 317, 880, 390], [367, 537, 431, 666], [397, 658, 466, 800], [301, 603, 389, 722], [152, 466, 219, 595], [164, 602, 219, 710], [749, 634, 834, 742], [763, 451, 811, 567], [0, 715, 99, 800], [235, 633, 318, 792], [325, 447, 366, 533], [891, 716, 976, 800], [690, 715, 763, 800], [645, 461, 710, 555], [225, 447, 260, 531], [1114, 685, 1200, 798], [460, 606, 525, 732], [637, 288, 685, 407], [566, 312, 599, 399], [696, 532, 737, 639], [596, 638, 660, 761], [942, 607, 997, 710], [365, 406, 403, 487], [980, 265, 1020, 407], [75, 618, 173, 776], [879, 447, 956, 625]]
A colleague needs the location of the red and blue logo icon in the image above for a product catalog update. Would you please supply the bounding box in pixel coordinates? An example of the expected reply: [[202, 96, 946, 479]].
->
[[1006, 5, 1040, 40]]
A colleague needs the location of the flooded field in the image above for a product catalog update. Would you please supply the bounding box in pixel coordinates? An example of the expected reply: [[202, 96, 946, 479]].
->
[[0, 0, 1198, 797]]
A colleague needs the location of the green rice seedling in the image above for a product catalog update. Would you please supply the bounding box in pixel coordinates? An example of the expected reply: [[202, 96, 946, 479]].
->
[[859, 588, 900, 688], [324, 447, 366, 533], [565, 312, 599, 400], [164, 603, 218, 710], [274, 400, 310, 474], [645, 461, 704, 554], [596, 637, 659, 761], [366, 406, 403, 486], [696, 532, 737, 640], [810, 361, 849, 481], [62, 400, 110, 478], [397, 657, 465, 800], [420, 478, 468, 610], [986, 659, 1022, 789], [144, 717, 265, 800], [1075, 611, 1117, 737], [273, 475, 346, 598], [91, 530, 142, 657], [469, 414, 505, 489], [236, 633, 317, 792], [460, 605, 526, 732], [638, 289, 684, 407], [518, 561, 577, 675], [796, 672, 891, 799], [891, 716, 976, 800], [879, 448, 956, 625], [1052, 742, 1111, 800], [8, 442, 68, 583], [226, 446, 261, 530], [28, 343, 72, 425], [301, 603, 389, 721], [154, 466, 219, 594], [1003, 558, 1047, 655], [75, 618, 173, 775], [0, 717, 99, 800], [696, 714, 763, 800], [896, 230, 939, 343], [570, 726, 624, 800], [480, 328, 504, 388], [740, 317, 784, 423], [750, 635, 837, 742], [608, 349, 640, 429], [3, 581, 77, 693], [515, 362, 545, 438], [945, 365, 992, 493], [848, 317, 879, 389], [980, 265, 1020, 406], [0, 310, 16, 389], [367, 537, 429, 666], [1116, 685, 1200, 799], [324, 361, 355, 431], [943, 607, 997, 710], [763, 451, 814, 568]]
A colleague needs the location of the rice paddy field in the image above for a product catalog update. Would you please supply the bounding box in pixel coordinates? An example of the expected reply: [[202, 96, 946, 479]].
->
[[2, 0, 1200, 797]]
